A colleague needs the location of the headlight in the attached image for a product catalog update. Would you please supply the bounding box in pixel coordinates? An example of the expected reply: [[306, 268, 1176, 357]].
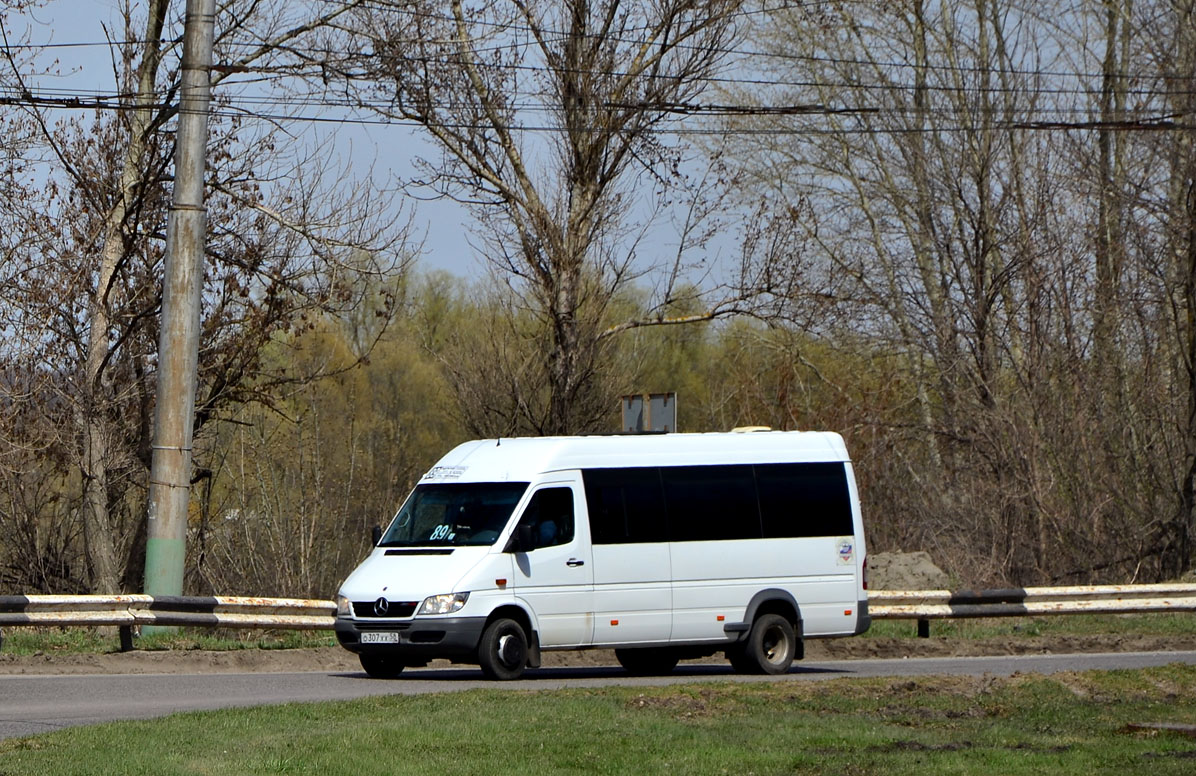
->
[[417, 592, 469, 615], [336, 595, 353, 618]]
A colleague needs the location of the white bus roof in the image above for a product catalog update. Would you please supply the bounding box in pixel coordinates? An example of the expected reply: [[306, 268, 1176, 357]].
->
[[420, 430, 849, 484]]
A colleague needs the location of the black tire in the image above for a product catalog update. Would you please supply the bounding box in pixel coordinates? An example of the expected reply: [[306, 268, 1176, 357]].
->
[[614, 648, 680, 676], [477, 618, 528, 680], [359, 653, 405, 679], [726, 645, 757, 673], [729, 613, 797, 675]]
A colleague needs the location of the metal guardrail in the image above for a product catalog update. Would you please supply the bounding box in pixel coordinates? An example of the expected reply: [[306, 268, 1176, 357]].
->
[[0, 584, 1193, 648], [0, 594, 335, 650], [868, 583, 1196, 637]]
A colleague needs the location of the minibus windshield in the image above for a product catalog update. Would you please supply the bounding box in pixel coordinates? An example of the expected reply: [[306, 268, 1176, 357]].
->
[[378, 482, 529, 547]]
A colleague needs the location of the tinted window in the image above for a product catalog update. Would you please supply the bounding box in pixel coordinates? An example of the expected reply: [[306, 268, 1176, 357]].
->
[[517, 487, 575, 549], [661, 465, 762, 541], [583, 462, 854, 543], [380, 482, 529, 547], [756, 463, 853, 537], [583, 468, 668, 544]]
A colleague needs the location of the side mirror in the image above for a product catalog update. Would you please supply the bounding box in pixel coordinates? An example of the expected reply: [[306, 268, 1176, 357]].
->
[[504, 523, 535, 553], [371, 525, 382, 546]]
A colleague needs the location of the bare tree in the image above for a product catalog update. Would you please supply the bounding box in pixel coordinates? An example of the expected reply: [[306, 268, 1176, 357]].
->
[[705, 0, 1196, 584], [0, 0, 410, 594], [713, 0, 1166, 584], [1137, 0, 1196, 578], [323, 0, 767, 434]]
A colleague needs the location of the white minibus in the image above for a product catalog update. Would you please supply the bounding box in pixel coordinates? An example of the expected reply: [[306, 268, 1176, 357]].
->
[[334, 430, 869, 679]]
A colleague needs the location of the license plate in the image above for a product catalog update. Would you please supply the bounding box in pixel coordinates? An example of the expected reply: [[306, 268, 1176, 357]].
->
[[360, 632, 401, 644]]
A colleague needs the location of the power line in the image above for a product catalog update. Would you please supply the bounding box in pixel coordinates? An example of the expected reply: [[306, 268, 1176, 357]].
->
[[10, 55, 1192, 120], [6, 76, 1193, 122], [7, 2, 1191, 89], [12, 45, 1196, 109], [6, 3, 1196, 136], [4, 83, 1190, 136]]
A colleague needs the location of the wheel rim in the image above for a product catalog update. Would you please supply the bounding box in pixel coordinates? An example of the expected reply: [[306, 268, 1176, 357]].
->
[[497, 632, 522, 667], [761, 624, 789, 665]]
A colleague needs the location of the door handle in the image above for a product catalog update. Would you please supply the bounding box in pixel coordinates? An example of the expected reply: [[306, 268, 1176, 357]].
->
[[566, 558, 585, 567]]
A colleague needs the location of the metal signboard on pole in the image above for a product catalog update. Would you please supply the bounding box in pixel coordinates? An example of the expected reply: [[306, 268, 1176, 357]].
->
[[620, 392, 677, 433]]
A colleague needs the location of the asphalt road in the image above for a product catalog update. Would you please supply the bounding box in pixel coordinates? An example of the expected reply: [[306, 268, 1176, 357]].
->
[[3, 650, 1195, 741]]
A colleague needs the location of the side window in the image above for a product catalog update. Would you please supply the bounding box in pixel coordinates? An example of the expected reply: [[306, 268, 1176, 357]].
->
[[519, 487, 575, 549], [662, 465, 762, 541], [582, 468, 668, 544], [756, 462, 854, 538]]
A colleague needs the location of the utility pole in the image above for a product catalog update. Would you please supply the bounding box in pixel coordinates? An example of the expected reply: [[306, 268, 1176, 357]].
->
[[144, 0, 217, 608]]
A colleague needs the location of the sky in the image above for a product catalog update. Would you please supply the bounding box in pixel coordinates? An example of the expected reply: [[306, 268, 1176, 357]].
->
[[9, 0, 745, 293], [10, 0, 486, 279]]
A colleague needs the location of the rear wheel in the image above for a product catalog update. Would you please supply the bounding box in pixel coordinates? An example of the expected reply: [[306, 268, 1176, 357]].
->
[[359, 654, 405, 679], [478, 618, 528, 680], [728, 613, 797, 675], [614, 648, 680, 676]]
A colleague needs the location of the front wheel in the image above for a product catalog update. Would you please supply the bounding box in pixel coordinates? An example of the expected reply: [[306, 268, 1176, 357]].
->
[[478, 618, 528, 680], [728, 613, 797, 675], [359, 654, 405, 679]]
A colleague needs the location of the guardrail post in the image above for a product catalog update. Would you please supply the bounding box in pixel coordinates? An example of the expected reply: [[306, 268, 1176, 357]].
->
[[917, 618, 931, 638], [119, 625, 135, 652]]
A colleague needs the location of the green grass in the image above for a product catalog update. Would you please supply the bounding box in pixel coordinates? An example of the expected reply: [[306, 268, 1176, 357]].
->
[[3, 612, 1192, 656], [863, 612, 1196, 640], [0, 627, 336, 655], [3, 666, 1196, 775]]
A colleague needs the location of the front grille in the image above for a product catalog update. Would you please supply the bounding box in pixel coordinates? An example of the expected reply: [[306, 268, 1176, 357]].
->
[[353, 600, 418, 618]]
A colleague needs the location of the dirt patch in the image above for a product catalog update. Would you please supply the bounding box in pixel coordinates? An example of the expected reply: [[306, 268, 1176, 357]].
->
[[0, 632, 1194, 675], [869, 740, 973, 753], [625, 687, 733, 719], [804, 632, 1196, 660], [0, 646, 361, 675], [868, 551, 951, 590]]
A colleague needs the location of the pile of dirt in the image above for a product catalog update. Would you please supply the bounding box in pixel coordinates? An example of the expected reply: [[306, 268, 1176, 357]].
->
[[868, 551, 952, 590]]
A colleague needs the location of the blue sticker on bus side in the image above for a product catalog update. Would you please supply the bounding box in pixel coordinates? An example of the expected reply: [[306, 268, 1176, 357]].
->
[[836, 538, 854, 565]]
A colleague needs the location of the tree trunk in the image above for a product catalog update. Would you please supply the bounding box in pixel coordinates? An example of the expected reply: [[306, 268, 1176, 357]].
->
[[1172, 177, 1196, 578], [78, 0, 169, 594], [1165, 0, 1196, 579]]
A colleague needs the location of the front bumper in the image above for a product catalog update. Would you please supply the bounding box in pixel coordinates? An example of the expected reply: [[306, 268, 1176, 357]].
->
[[334, 615, 487, 663]]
